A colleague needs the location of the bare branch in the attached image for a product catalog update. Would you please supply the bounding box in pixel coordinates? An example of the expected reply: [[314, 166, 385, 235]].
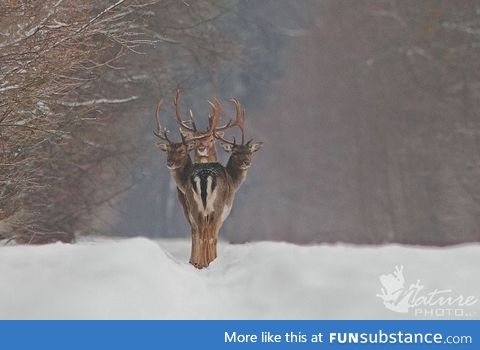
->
[[57, 96, 138, 107]]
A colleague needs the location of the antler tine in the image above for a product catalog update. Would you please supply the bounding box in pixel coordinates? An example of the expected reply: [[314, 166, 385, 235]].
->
[[239, 105, 246, 144], [210, 97, 247, 144], [207, 98, 223, 131], [215, 131, 237, 146], [174, 89, 196, 132], [153, 99, 171, 143], [224, 98, 246, 139], [179, 131, 204, 145], [188, 109, 197, 131]]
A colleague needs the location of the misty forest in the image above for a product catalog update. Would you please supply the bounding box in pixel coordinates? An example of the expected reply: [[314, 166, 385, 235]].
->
[[2, 0, 480, 247]]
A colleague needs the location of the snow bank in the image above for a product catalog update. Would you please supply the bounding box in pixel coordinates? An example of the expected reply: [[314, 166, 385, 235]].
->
[[0, 238, 478, 319]]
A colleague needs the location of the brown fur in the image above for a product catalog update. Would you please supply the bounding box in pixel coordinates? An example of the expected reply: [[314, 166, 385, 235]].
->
[[184, 141, 263, 268], [158, 92, 262, 269], [157, 142, 193, 193], [157, 141, 194, 228], [179, 130, 224, 163], [157, 140, 221, 268]]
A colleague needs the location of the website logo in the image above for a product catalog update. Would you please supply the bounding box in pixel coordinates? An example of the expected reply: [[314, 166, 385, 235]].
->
[[377, 265, 477, 318]]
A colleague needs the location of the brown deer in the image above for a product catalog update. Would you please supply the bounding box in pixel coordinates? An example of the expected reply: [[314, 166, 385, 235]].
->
[[185, 99, 263, 268], [218, 99, 263, 189], [155, 93, 262, 269], [154, 100, 193, 193], [153, 96, 229, 268], [173, 90, 238, 163], [153, 99, 195, 234]]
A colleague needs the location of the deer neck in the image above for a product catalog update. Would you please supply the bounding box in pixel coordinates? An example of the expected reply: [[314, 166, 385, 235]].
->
[[170, 156, 193, 193], [225, 156, 248, 189]]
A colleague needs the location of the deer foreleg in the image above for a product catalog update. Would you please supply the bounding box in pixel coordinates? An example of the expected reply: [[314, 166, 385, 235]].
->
[[189, 217, 221, 269], [189, 229, 201, 268], [189, 223, 211, 269]]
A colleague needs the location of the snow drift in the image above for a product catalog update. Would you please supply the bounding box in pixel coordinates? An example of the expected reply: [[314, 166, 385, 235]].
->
[[0, 237, 478, 319]]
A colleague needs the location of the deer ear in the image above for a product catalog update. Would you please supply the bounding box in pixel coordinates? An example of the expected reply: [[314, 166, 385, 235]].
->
[[221, 143, 233, 152], [250, 142, 263, 153], [157, 143, 169, 152]]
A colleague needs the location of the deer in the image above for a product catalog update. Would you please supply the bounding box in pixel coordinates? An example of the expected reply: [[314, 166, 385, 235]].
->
[[184, 98, 263, 268], [153, 95, 231, 268], [217, 99, 263, 189], [153, 99, 195, 237], [155, 92, 262, 269], [173, 90, 238, 163], [154, 99, 193, 194]]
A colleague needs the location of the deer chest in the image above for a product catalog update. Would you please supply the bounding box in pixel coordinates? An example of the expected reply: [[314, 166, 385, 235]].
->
[[190, 163, 225, 211]]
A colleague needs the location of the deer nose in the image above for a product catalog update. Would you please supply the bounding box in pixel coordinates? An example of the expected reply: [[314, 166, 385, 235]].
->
[[197, 146, 208, 156], [167, 161, 175, 168], [242, 160, 250, 167]]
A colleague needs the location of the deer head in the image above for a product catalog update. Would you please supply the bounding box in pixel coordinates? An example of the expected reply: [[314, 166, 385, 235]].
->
[[217, 98, 263, 168], [221, 140, 263, 169], [154, 99, 193, 170], [174, 90, 241, 163], [215, 99, 263, 188]]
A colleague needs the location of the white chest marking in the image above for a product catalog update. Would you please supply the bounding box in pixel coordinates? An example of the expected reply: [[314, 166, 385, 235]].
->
[[191, 175, 217, 217], [192, 176, 203, 211], [205, 176, 217, 215]]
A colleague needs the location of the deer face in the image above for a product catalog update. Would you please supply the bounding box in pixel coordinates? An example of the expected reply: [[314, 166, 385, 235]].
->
[[157, 142, 193, 169], [174, 91, 242, 163], [221, 142, 262, 169], [180, 130, 224, 160]]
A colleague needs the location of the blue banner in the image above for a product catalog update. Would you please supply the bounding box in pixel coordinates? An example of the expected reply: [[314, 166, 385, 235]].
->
[[1, 320, 476, 350]]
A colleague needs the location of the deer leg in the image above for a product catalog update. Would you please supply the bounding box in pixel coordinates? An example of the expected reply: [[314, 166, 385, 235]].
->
[[213, 220, 223, 261], [189, 229, 201, 268], [189, 218, 206, 269], [190, 219, 220, 269], [201, 225, 210, 268], [189, 223, 207, 269], [213, 223, 221, 260], [204, 221, 220, 265]]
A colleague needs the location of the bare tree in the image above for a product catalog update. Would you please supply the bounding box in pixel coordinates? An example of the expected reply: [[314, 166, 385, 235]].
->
[[0, 0, 156, 242], [1, 0, 242, 243]]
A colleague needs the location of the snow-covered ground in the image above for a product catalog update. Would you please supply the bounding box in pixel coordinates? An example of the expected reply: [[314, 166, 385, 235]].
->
[[0, 237, 478, 319]]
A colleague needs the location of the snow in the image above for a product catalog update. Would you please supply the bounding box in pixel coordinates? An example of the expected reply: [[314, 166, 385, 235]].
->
[[0, 237, 478, 319]]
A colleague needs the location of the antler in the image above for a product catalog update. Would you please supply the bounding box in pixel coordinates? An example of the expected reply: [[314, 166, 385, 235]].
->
[[174, 90, 196, 132], [173, 91, 246, 143], [153, 99, 171, 143], [188, 109, 197, 131], [230, 98, 245, 143], [214, 98, 246, 144], [207, 98, 226, 131]]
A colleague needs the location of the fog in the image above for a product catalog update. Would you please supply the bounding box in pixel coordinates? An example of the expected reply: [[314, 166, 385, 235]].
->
[[106, 1, 480, 246]]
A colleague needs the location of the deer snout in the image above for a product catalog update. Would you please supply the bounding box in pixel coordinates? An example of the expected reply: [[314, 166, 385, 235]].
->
[[197, 146, 208, 156], [241, 160, 251, 168], [166, 161, 176, 169]]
